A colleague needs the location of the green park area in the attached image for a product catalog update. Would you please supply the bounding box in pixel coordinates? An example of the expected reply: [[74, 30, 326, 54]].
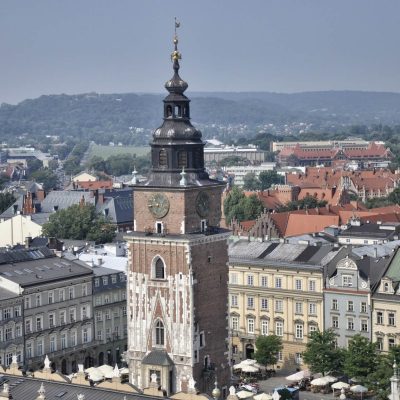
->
[[88, 144, 150, 160]]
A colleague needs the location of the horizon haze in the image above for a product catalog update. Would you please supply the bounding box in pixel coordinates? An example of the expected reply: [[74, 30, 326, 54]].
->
[[1, 0, 400, 104]]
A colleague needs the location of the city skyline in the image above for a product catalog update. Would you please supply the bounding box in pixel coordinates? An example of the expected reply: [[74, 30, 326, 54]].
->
[[1, 0, 400, 104]]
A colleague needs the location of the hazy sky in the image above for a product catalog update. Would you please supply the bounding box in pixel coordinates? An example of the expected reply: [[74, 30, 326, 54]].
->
[[1, 0, 400, 104]]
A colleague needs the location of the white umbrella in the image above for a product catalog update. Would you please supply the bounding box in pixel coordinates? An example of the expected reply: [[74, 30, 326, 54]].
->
[[242, 359, 257, 365], [323, 375, 338, 383], [311, 377, 328, 386], [88, 370, 104, 382], [97, 364, 114, 375], [241, 365, 259, 373], [286, 370, 310, 381], [85, 367, 97, 373], [351, 385, 368, 393], [254, 393, 273, 400], [332, 382, 350, 390], [119, 367, 129, 374], [237, 390, 254, 399]]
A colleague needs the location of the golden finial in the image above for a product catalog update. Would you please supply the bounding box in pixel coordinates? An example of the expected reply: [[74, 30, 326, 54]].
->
[[171, 17, 181, 62]]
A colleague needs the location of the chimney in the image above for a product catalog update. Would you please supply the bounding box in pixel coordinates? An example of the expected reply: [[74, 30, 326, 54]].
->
[[97, 192, 104, 205], [36, 189, 46, 202], [97, 257, 103, 266], [25, 236, 32, 249]]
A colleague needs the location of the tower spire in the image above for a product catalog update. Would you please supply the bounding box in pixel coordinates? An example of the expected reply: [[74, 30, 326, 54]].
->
[[171, 18, 182, 70]]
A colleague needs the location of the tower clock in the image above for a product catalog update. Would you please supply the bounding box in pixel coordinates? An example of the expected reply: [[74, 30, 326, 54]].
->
[[125, 23, 229, 396]]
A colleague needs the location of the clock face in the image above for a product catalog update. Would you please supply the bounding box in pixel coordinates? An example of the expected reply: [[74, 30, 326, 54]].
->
[[148, 193, 170, 218], [195, 192, 210, 218]]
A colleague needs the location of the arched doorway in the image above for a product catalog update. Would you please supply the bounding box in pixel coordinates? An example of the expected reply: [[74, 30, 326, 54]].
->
[[107, 350, 112, 365], [245, 344, 254, 359], [98, 352, 104, 366], [84, 356, 93, 369], [71, 360, 77, 373], [61, 359, 67, 375]]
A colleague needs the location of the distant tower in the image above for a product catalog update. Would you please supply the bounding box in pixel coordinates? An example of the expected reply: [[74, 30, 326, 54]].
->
[[125, 21, 230, 396]]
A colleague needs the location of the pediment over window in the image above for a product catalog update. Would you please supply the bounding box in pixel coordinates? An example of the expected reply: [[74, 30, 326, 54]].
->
[[379, 277, 395, 294], [336, 257, 357, 270]]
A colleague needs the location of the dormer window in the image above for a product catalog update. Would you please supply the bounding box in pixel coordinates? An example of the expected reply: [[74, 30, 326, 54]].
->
[[384, 282, 390, 292], [166, 105, 172, 118]]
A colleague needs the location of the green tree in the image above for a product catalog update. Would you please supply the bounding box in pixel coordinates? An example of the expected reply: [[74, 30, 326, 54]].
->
[[224, 186, 246, 224], [388, 187, 400, 204], [365, 345, 400, 400], [224, 187, 263, 224], [42, 204, 115, 244], [219, 156, 250, 167], [0, 193, 15, 213], [343, 334, 377, 383], [258, 170, 282, 190], [27, 158, 43, 173], [30, 169, 58, 191], [243, 172, 261, 191], [254, 335, 283, 367], [302, 329, 343, 376]]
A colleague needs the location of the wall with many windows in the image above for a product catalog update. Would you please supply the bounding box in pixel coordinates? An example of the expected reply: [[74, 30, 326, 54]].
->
[[229, 260, 323, 371]]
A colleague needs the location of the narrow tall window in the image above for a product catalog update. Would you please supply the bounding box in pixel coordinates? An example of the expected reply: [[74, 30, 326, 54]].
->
[[159, 150, 167, 168], [178, 151, 187, 168], [155, 320, 164, 346], [155, 258, 165, 279]]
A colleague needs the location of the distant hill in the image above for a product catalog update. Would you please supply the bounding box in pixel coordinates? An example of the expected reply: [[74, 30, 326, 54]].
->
[[0, 91, 400, 143]]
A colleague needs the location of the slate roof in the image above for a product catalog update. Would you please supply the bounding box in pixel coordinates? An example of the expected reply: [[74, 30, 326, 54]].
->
[[325, 246, 394, 290], [229, 240, 335, 269], [40, 191, 95, 212], [338, 222, 400, 239], [142, 350, 174, 366], [0, 247, 92, 287], [98, 195, 133, 225], [3, 375, 151, 400]]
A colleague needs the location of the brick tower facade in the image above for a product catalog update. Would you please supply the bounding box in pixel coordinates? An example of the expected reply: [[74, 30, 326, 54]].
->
[[125, 26, 230, 396]]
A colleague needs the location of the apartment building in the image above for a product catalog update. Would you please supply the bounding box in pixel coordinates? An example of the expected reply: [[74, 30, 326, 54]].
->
[[371, 248, 400, 352], [0, 247, 95, 374], [228, 240, 336, 371], [324, 247, 393, 348], [93, 265, 127, 367]]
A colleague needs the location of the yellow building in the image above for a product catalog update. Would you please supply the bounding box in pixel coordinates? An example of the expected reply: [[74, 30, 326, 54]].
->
[[228, 240, 335, 372]]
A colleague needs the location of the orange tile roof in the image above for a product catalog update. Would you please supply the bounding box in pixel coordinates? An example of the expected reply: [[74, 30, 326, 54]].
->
[[76, 180, 114, 190]]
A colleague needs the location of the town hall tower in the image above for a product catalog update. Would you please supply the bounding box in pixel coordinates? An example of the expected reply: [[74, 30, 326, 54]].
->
[[125, 25, 230, 396]]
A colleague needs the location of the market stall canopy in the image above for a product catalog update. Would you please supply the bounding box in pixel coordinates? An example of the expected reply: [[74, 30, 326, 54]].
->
[[286, 370, 310, 381]]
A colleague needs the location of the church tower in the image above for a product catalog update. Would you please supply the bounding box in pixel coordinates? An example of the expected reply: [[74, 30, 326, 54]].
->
[[125, 23, 230, 396]]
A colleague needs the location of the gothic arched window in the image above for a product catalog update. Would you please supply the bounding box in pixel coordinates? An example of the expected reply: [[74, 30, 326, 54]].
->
[[159, 150, 167, 168], [178, 151, 187, 169], [155, 258, 165, 279], [155, 320, 164, 346]]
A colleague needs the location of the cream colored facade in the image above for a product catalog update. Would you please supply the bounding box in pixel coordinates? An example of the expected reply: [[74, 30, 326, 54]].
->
[[228, 259, 324, 372], [72, 172, 98, 182], [0, 214, 43, 247], [372, 277, 400, 353]]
